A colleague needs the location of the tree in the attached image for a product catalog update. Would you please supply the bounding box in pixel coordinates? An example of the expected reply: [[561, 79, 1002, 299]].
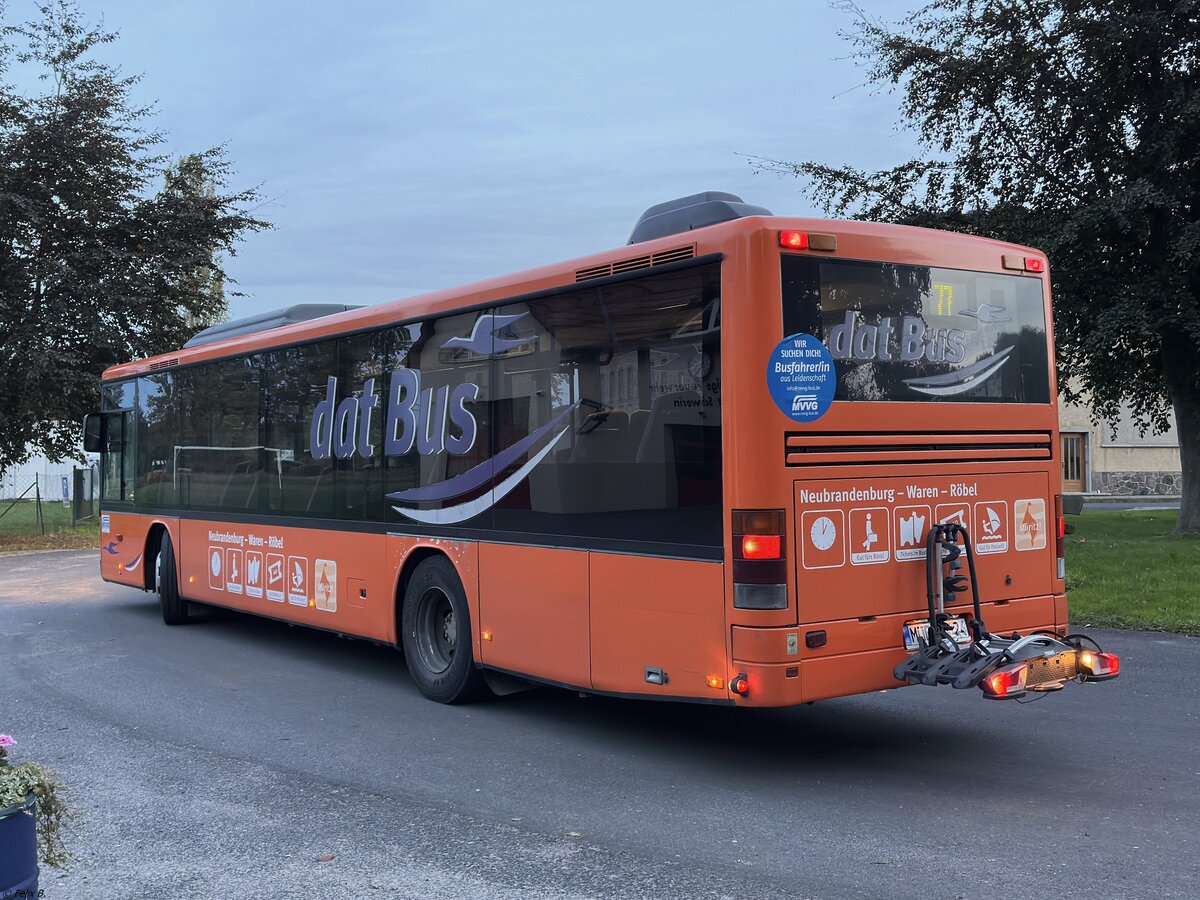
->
[[757, 0, 1200, 532], [0, 1, 269, 472]]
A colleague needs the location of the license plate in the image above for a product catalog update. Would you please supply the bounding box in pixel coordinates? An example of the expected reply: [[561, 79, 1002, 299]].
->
[[903, 616, 972, 650]]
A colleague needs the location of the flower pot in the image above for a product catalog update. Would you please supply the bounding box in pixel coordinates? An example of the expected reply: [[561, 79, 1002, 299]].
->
[[0, 796, 39, 899]]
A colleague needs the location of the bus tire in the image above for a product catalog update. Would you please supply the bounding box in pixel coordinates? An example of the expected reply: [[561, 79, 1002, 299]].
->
[[401, 556, 487, 704], [157, 534, 189, 625]]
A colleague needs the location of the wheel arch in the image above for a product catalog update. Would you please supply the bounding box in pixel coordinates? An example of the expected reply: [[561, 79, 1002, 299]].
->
[[142, 521, 170, 592], [392, 546, 452, 648]]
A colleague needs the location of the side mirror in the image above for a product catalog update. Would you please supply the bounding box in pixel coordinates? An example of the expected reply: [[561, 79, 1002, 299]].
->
[[83, 413, 103, 453]]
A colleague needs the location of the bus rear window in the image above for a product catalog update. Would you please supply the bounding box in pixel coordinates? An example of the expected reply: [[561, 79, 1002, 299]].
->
[[781, 256, 1050, 404]]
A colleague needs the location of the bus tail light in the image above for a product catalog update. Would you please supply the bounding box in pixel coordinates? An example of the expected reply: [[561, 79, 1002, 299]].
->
[[980, 662, 1028, 699], [733, 510, 787, 610], [741, 534, 781, 560], [1055, 494, 1066, 581], [779, 231, 837, 252], [1078, 650, 1120, 680], [1002, 254, 1046, 273], [730, 674, 750, 696]]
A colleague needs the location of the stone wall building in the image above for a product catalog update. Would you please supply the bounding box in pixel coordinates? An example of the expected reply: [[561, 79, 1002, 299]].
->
[[1057, 399, 1181, 496]]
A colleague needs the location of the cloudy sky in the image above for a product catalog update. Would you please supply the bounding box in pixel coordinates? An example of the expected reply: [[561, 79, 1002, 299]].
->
[[83, 0, 921, 318]]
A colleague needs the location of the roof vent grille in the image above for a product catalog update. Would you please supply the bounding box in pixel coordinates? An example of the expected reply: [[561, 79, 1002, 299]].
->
[[575, 244, 696, 282], [147, 358, 178, 370]]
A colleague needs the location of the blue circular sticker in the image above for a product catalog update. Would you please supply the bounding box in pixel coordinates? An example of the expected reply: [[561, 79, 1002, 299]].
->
[[767, 333, 836, 422]]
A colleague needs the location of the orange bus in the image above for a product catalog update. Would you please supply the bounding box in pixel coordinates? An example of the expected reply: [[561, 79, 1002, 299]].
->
[[87, 192, 1119, 706]]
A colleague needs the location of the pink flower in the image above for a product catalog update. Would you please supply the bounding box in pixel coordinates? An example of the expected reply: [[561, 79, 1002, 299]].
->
[[0, 735, 15, 748]]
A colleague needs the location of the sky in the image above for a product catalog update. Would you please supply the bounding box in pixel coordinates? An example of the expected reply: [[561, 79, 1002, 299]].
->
[[72, 0, 922, 318]]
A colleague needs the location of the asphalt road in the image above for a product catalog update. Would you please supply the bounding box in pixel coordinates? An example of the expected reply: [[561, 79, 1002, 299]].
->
[[1, 550, 1196, 900]]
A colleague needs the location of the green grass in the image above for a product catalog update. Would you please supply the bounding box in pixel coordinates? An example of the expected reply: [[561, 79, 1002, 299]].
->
[[0, 499, 99, 550], [1065, 510, 1200, 636]]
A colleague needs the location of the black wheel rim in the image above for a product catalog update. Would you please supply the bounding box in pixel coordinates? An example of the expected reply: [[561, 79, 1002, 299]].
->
[[414, 586, 456, 675]]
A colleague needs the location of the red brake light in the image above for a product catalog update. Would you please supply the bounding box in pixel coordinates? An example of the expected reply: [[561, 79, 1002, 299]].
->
[[730, 674, 750, 696], [1024, 257, 1045, 272], [779, 230, 809, 250], [741, 534, 782, 560], [981, 663, 1028, 698]]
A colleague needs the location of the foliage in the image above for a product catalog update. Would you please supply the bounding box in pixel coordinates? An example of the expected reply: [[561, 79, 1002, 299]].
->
[[1065, 510, 1200, 635], [0, 734, 71, 868], [0, 0, 270, 473], [757, 0, 1200, 531]]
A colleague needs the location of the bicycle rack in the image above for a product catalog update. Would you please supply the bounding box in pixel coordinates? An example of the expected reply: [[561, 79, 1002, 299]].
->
[[893, 523, 1120, 699]]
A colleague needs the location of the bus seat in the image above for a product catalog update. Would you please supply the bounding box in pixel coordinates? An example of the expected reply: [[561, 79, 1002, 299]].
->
[[636, 392, 708, 463], [627, 408, 650, 454], [635, 392, 711, 508], [568, 410, 631, 462]]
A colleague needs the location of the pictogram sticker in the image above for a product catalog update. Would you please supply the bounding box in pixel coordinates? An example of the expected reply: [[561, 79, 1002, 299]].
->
[[974, 501, 1009, 554], [245, 550, 264, 598], [225, 548, 243, 594], [894, 505, 931, 561], [314, 559, 337, 612], [1014, 498, 1047, 551], [208, 546, 224, 591], [849, 507, 890, 565], [801, 509, 846, 569], [265, 553, 285, 602], [287, 555, 309, 606], [935, 502, 970, 529]]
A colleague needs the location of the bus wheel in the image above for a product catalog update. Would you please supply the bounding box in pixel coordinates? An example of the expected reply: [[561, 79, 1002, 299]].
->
[[401, 557, 487, 704], [157, 534, 190, 626]]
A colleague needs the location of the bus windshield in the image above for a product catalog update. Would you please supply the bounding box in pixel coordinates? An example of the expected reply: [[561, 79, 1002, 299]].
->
[[781, 255, 1050, 404]]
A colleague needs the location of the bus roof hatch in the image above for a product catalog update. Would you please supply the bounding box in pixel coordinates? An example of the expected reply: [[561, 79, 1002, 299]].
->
[[627, 192, 772, 245], [183, 304, 363, 348]]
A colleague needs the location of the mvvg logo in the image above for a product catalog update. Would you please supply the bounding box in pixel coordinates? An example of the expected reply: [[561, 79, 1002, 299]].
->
[[791, 394, 819, 414]]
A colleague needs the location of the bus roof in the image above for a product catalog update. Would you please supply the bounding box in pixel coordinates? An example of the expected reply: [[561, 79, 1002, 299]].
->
[[102, 214, 1045, 381]]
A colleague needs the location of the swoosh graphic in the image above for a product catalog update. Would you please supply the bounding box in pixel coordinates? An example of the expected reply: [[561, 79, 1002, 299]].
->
[[104, 542, 119, 554], [903, 347, 1013, 397], [392, 426, 571, 525], [123, 553, 143, 573], [387, 402, 579, 503], [959, 303, 1011, 323]]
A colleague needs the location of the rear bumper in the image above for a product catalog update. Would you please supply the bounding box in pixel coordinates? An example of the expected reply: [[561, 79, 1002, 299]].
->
[[731, 626, 1059, 706], [729, 594, 1064, 706]]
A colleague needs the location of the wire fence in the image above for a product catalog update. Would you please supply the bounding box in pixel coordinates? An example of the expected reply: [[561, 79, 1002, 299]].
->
[[0, 468, 98, 537]]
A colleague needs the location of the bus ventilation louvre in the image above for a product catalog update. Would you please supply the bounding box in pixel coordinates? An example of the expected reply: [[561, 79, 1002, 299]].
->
[[894, 524, 1119, 700], [575, 245, 696, 282], [784, 431, 1053, 467]]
